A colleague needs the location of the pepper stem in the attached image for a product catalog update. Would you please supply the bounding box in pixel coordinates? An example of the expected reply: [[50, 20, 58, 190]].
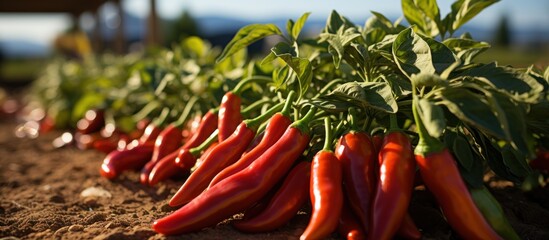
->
[[323, 117, 333, 151], [291, 107, 317, 135], [412, 94, 444, 155], [152, 107, 171, 127], [174, 96, 199, 127], [244, 101, 285, 131], [241, 98, 272, 116], [232, 76, 273, 95], [189, 129, 219, 156], [280, 91, 296, 117]]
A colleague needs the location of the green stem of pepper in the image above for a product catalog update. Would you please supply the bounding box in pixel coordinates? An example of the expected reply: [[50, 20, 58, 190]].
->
[[152, 107, 171, 127], [291, 107, 317, 135], [232, 76, 273, 95], [323, 117, 333, 151], [243, 101, 285, 131], [241, 98, 272, 116], [189, 129, 219, 156], [412, 92, 445, 156], [173, 96, 199, 127], [314, 79, 343, 98], [280, 91, 296, 117]]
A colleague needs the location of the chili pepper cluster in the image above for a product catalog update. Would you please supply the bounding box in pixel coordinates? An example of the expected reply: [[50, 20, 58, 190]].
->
[[20, 0, 549, 239]]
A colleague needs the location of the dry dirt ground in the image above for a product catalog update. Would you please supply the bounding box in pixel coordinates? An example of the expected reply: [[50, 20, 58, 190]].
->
[[1, 118, 549, 240]]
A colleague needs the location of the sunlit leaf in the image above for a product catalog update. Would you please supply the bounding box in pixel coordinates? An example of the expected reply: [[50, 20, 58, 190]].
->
[[217, 24, 282, 63], [392, 28, 435, 77]]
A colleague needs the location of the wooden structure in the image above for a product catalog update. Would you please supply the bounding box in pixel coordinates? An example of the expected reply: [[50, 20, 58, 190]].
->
[[0, 0, 159, 53]]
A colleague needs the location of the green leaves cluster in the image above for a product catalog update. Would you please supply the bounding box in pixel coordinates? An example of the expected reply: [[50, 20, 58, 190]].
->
[[217, 0, 547, 185]]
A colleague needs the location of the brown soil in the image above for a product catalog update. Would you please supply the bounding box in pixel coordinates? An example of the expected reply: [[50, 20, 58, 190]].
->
[[1, 118, 549, 240]]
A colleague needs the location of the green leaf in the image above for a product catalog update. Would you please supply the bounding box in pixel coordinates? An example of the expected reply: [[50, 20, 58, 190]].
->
[[286, 19, 294, 40], [325, 10, 345, 34], [320, 27, 362, 68], [306, 99, 354, 113], [392, 28, 435, 77], [379, 73, 412, 98], [272, 65, 289, 90], [460, 63, 545, 103], [439, 87, 506, 139], [411, 72, 446, 88], [544, 66, 549, 81], [501, 144, 531, 178], [181, 36, 206, 59], [361, 82, 398, 113], [271, 42, 312, 96], [217, 24, 282, 63], [421, 37, 458, 74], [72, 93, 105, 122], [417, 0, 441, 26], [493, 93, 534, 157], [260, 52, 277, 66], [322, 81, 397, 113], [291, 12, 311, 41], [402, 0, 427, 32], [453, 134, 474, 171], [416, 98, 446, 138], [443, 38, 490, 64], [370, 11, 394, 31], [450, 0, 500, 33]]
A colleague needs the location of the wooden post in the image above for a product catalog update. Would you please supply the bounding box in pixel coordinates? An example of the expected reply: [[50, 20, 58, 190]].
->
[[147, 0, 160, 47], [113, 0, 126, 54], [92, 8, 103, 53]]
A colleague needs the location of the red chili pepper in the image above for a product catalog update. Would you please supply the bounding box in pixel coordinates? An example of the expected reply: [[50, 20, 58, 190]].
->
[[368, 131, 419, 240], [138, 122, 162, 144], [148, 149, 188, 186], [530, 148, 549, 173], [208, 113, 292, 188], [77, 109, 105, 134], [233, 161, 311, 233], [337, 202, 366, 240], [218, 91, 242, 142], [301, 150, 343, 240], [93, 137, 119, 154], [334, 131, 376, 229], [100, 142, 154, 180], [152, 109, 314, 235], [140, 124, 183, 184], [183, 110, 218, 150], [169, 122, 257, 206], [170, 102, 285, 206], [371, 132, 383, 156], [411, 95, 501, 240], [397, 214, 422, 240], [416, 149, 501, 239], [172, 111, 218, 169]]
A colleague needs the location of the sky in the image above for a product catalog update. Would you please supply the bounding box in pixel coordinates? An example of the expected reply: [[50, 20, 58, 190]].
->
[[0, 0, 548, 47]]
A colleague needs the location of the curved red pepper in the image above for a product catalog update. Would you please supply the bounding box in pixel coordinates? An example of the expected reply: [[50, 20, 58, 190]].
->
[[140, 124, 183, 184], [301, 150, 343, 240], [416, 149, 501, 240], [153, 126, 310, 235], [182, 110, 218, 149], [208, 113, 292, 188], [100, 142, 154, 180], [530, 148, 549, 173], [147, 149, 186, 186], [334, 131, 376, 229], [169, 122, 256, 206], [233, 161, 311, 233], [337, 202, 366, 240], [175, 142, 218, 170], [369, 131, 419, 240], [93, 137, 119, 154], [77, 109, 105, 134], [139, 122, 162, 144], [218, 92, 242, 142]]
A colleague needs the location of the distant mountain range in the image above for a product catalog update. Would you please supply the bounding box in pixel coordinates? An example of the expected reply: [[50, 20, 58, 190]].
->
[[1, 13, 547, 58]]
